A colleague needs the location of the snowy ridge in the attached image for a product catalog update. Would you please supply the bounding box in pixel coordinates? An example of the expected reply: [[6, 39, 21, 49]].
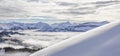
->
[[0, 21, 108, 32], [30, 21, 120, 56]]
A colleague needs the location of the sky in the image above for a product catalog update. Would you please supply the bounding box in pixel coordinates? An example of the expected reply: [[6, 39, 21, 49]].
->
[[0, 0, 119, 22]]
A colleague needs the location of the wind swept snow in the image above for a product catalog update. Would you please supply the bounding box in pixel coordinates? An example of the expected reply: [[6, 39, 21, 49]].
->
[[30, 21, 120, 56]]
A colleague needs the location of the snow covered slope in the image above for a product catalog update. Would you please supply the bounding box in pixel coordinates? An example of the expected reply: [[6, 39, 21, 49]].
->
[[30, 21, 120, 56]]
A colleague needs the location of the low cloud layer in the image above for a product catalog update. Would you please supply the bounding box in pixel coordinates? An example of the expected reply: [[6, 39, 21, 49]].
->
[[0, 0, 119, 21]]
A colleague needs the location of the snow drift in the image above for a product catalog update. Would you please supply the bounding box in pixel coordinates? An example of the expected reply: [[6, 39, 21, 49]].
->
[[30, 21, 120, 56]]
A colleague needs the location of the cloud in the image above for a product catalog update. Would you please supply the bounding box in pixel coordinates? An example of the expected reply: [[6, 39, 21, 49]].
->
[[0, 0, 30, 18], [90, 1, 119, 8], [0, 0, 119, 21], [27, 0, 49, 3], [27, 0, 40, 2], [56, 2, 78, 6]]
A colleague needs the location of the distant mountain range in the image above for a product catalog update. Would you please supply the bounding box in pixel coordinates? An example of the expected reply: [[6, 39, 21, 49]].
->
[[0, 21, 109, 32]]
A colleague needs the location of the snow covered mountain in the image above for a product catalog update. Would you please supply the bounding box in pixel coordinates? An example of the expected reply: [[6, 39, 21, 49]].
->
[[0, 22, 51, 30], [47, 21, 109, 32], [0, 21, 108, 32]]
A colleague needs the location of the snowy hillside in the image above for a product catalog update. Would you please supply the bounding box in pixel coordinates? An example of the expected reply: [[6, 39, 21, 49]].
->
[[30, 21, 120, 56]]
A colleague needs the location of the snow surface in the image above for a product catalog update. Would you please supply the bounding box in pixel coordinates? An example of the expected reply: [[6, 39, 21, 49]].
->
[[30, 21, 120, 56]]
